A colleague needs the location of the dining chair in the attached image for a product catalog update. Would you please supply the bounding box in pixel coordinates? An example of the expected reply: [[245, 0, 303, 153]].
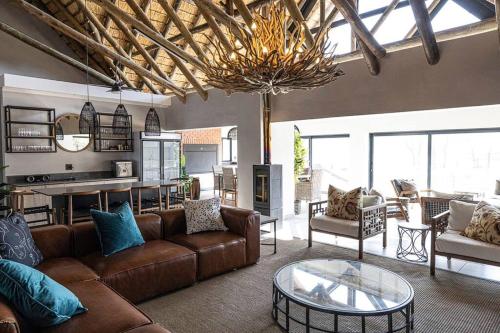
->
[[10, 190, 55, 226], [135, 184, 162, 214], [66, 190, 102, 225], [212, 165, 223, 196], [102, 187, 133, 212], [222, 167, 238, 206]]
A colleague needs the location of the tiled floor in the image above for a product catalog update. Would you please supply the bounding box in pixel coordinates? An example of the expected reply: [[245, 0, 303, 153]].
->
[[262, 201, 500, 283]]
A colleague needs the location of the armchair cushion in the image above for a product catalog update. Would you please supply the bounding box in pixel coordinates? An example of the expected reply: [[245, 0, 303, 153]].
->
[[463, 201, 500, 245], [400, 179, 417, 192], [361, 195, 383, 208], [436, 230, 500, 263], [326, 185, 362, 221], [310, 215, 358, 237], [448, 200, 476, 232]]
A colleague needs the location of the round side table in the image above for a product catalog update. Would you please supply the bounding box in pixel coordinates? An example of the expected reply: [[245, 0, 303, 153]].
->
[[396, 223, 430, 262]]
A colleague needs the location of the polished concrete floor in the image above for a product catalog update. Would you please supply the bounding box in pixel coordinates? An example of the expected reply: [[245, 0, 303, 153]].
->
[[264, 201, 500, 283]]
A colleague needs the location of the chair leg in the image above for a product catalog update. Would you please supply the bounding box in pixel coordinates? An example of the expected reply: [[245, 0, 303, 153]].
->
[[68, 195, 73, 226], [383, 231, 387, 248], [430, 254, 436, 276], [104, 192, 109, 212], [137, 189, 142, 215], [158, 187, 162, 211], [358, 238, 363, 260], [129, 190, 134, 211], [308, 225, 312, 248]]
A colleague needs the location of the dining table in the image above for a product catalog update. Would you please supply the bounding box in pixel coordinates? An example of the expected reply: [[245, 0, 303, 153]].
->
[[32, 180, 183, 224]]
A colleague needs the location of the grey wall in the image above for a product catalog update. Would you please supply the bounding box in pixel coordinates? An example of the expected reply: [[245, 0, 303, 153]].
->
[[0, 2, 89, 83], [271, 31, 500, 121]]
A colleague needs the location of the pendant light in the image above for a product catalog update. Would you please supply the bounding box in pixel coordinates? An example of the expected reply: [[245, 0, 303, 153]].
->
[[144, 4, 161, 137], [79, 0, 97, 134], [112, 80, 130, 135]]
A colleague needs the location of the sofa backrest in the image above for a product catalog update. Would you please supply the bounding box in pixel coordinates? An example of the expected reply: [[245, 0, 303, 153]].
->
[[71, 214, 162, 257], [31, 225, 72, 260], [157, 209, 186, 237]]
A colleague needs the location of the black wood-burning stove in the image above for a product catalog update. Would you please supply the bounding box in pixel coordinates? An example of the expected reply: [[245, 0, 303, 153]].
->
[[253, 164, 282, 220]]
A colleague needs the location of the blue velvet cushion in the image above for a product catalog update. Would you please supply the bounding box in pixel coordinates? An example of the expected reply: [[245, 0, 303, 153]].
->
[[90, 202, 145, 257], [0, 259, 87, 327]]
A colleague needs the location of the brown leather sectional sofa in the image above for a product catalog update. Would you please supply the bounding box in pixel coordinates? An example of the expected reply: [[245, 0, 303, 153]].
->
[[0, 206, 260, 333]]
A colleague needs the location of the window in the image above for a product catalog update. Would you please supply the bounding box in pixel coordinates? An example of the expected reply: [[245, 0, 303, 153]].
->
[[222, 138, 238, 164], [370, 129, 500, 197], [302, 135, 350, 193], [371, 134, 429, 195]]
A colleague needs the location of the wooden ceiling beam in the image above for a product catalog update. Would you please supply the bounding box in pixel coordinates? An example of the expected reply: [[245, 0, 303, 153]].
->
[[284, 0, 315, 47], [405, 0, 446, 39], [330, 0, 386, 58], [157, 0, 208, 61], [0, 20, 114, 85], [231, 0, 254, 26], [409, 0, 440, 64], [73, 0, 161, 93], [15, 0, 186, 98], [194, 0, 233, 53], [370, 0, 399, 35]]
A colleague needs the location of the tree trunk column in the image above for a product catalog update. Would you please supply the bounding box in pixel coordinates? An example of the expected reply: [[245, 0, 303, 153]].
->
[[262, 93, 272, 165]]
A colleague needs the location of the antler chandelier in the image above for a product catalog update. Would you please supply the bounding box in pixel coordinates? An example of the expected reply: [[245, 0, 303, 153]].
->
[[201, 0, 344, 95]]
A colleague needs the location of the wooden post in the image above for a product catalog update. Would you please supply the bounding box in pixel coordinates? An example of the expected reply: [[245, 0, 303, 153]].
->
[[409, 0, 440, 65], [262, 93, 272, 165], [496, 0, 500, 48]]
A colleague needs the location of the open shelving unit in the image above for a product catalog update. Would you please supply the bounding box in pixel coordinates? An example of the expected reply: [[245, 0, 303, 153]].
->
[[4, 106, 57, 153], [94, 112, 133, 152]]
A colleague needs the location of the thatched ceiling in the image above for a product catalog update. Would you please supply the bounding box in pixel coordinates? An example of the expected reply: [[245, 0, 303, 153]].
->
[[9, 0, 496, 100]]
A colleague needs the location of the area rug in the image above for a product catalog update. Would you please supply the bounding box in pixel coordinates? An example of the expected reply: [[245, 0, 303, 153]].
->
[[139, 239, 500, 333]]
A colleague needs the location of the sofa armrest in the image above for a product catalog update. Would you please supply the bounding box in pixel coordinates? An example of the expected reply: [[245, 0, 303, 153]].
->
[[308, 200, 328, 222], [0, 296, 20, 333], [432, 210, 450, 235], [135, 214, 162, 241], [156, 209, 186, 238], [220, 206, 260, 265], [359, 204, 387, 237]]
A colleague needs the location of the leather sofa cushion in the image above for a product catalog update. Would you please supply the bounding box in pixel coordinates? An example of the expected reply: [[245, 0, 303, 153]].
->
[[80, 240, 196, 304], [0, 295, 22, 333], [167, 231, 246, 280], [36, 258, 98, 284], [31, 225, 72, 260], [40, 280, 151, 333], [124, 324, 172, 333], [310, 215, 359, 237], [72, 214, 162, 258], [436, 230, 500, 263]]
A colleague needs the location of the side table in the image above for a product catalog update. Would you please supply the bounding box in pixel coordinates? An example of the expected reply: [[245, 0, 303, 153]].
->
[[397, 223, 430, 262], [260, 215, 277, 254]]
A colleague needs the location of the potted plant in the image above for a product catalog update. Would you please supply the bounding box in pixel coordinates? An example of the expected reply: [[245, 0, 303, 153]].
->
[[294, 130, 306, 215]]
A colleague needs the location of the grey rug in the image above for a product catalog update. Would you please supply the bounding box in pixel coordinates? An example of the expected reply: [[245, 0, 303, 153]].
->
[[139, 240, 500, 333]]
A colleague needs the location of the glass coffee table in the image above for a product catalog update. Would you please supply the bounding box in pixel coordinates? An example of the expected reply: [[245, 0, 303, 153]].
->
[[272, 259, 414, 332]]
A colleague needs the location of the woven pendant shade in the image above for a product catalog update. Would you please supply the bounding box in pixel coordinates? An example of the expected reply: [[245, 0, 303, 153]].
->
[[79, 101, 97, 134], [144, 107, 160, 136], [112, 104, 130, 135], [55, 122, 64, 140]]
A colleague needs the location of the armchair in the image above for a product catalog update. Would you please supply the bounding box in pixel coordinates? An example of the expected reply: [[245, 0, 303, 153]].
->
[[308, 200, 387, 259], [391, 179, 420, 204]]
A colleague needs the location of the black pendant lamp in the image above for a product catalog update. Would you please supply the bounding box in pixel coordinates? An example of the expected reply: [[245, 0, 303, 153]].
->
[[144, 5, 161, 137], [112, 90, 130, 135], [79, 0, 97, 134]]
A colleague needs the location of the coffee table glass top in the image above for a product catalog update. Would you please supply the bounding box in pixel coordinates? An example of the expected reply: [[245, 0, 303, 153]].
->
[[274, 259, 413, 314]]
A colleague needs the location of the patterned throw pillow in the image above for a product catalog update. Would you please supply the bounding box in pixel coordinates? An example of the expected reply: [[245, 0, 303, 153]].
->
[[399, 179, 418, 192], [462, 201, 500, 245], [0, 213, 43, 267], [183, 198, 228, 234], [326, 185, 362, 221]]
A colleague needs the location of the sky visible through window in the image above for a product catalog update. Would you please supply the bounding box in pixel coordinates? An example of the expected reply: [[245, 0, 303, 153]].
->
[[325, 0, 480, 55]]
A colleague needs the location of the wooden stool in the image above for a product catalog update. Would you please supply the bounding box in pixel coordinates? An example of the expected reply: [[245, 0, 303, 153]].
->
[[66, 190, 102, 225], [10, 190, 55, 226], [135, 185, 162, 215], [102, 187, 133, 212]]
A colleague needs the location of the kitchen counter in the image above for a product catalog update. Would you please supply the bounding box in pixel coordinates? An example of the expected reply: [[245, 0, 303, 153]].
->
[[11, 176, 139, 187]]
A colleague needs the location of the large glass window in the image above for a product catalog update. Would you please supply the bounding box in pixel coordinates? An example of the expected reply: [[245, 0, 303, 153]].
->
[[370, 129, 500, 197], [371, 135, 428, 195], [431, 132, 500, 195]]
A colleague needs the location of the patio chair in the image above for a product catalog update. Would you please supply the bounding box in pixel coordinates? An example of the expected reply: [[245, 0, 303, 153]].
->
[[391, 179, 421, 204], [222, 167, 238, 206], [308, 196, 387, 259], [295, 169, 322, 202]]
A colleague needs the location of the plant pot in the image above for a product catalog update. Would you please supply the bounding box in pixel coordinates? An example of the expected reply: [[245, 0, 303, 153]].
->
[[294, 200, 301, 215]]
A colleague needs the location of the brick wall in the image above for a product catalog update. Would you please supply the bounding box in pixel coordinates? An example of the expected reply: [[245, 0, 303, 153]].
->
[[181, 128, 222, 145]]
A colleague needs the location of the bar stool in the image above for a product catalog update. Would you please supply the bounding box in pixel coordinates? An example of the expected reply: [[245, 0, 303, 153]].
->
[[10, 190, 55, 226], [102, 187, 133, 212], [135, 185, 162, 215], [66, 190, 102, 225]]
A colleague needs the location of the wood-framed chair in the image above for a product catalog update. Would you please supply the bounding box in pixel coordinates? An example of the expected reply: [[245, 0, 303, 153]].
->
[[222, 167, 238, 206], [386, 196, 410, 222], [391, 179, 421, 204], [66, 190, 102, 225], [308, 200, 387, 259], [135, 184, 162, 214], [295, 169, 322, 203], [102, 187, 133, 212], [212, 165, 223, 196], [10, 190, 55, 226]]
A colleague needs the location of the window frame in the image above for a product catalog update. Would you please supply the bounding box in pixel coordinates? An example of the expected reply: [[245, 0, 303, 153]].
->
[[300, 134, 350, 172], [368, 127, 500, 190]]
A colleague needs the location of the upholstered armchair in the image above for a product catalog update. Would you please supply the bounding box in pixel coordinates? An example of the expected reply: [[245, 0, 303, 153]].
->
[[308, 198, 387, 259]]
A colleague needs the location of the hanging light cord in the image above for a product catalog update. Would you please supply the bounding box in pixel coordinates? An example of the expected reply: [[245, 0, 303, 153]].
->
[[149, 4, 154, 108], [85, 0, 89, 103]]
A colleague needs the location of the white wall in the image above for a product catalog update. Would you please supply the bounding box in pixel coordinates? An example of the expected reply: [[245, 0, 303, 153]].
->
[[293, 104, 500, 189]]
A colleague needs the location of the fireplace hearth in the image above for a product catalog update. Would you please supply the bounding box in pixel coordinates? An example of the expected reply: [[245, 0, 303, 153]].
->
[[253, 164, 282, 220]]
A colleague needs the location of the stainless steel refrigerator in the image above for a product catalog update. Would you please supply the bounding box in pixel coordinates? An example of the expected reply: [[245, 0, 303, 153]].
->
[[140, 132, 181, 181]]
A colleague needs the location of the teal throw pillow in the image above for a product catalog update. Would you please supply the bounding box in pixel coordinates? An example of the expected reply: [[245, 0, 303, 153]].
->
[[0, 259, 86, 327], [90, 202, 145, 257]]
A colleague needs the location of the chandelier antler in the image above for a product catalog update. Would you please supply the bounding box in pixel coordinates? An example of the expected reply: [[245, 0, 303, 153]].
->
[[200, 0, 344, 95]]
